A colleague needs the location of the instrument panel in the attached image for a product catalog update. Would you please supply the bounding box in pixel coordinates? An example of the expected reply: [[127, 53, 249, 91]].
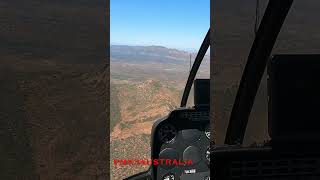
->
[[150, 108, 210, 180]]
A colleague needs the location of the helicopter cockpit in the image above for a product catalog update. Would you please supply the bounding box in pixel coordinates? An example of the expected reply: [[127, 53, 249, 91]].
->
[[125, 0, 320, 179], [213, 0, 320, 179], [125, 30, 211, 180]]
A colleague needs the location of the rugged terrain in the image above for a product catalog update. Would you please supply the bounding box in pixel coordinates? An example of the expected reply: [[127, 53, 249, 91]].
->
[[110, 80, 181, 179], [0, 58, 108, 180], [110, 45, 209, 179], [0, 0, 108, 179]]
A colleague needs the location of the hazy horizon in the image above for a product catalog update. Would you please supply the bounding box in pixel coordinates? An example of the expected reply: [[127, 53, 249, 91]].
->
[[111, 0, 209, 50], [110, 43, 200, 53]]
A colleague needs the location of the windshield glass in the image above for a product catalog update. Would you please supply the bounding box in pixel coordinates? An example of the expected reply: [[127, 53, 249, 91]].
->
[[212, 0, 269, 145], [213, 0, 320, 146], [274, 1, 320, 53], [110, 1, 209, 179]]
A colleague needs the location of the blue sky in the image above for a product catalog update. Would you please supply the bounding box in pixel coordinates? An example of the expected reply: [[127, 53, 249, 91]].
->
[[111, 0, 209, 51]]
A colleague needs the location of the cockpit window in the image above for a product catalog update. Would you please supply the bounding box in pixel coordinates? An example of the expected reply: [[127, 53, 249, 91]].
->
[[213, 0, 320, 146], [274, 0, 320, 53], [110, 0, 209, 179], [212, 0, 269, 145]]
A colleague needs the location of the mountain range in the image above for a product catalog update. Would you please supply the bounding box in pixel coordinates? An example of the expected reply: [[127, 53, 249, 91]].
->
[[111, 45, 210, 65]]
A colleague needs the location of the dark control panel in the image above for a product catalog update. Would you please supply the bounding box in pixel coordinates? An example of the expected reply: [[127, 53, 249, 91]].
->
[[149, 107, 210, 180]]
